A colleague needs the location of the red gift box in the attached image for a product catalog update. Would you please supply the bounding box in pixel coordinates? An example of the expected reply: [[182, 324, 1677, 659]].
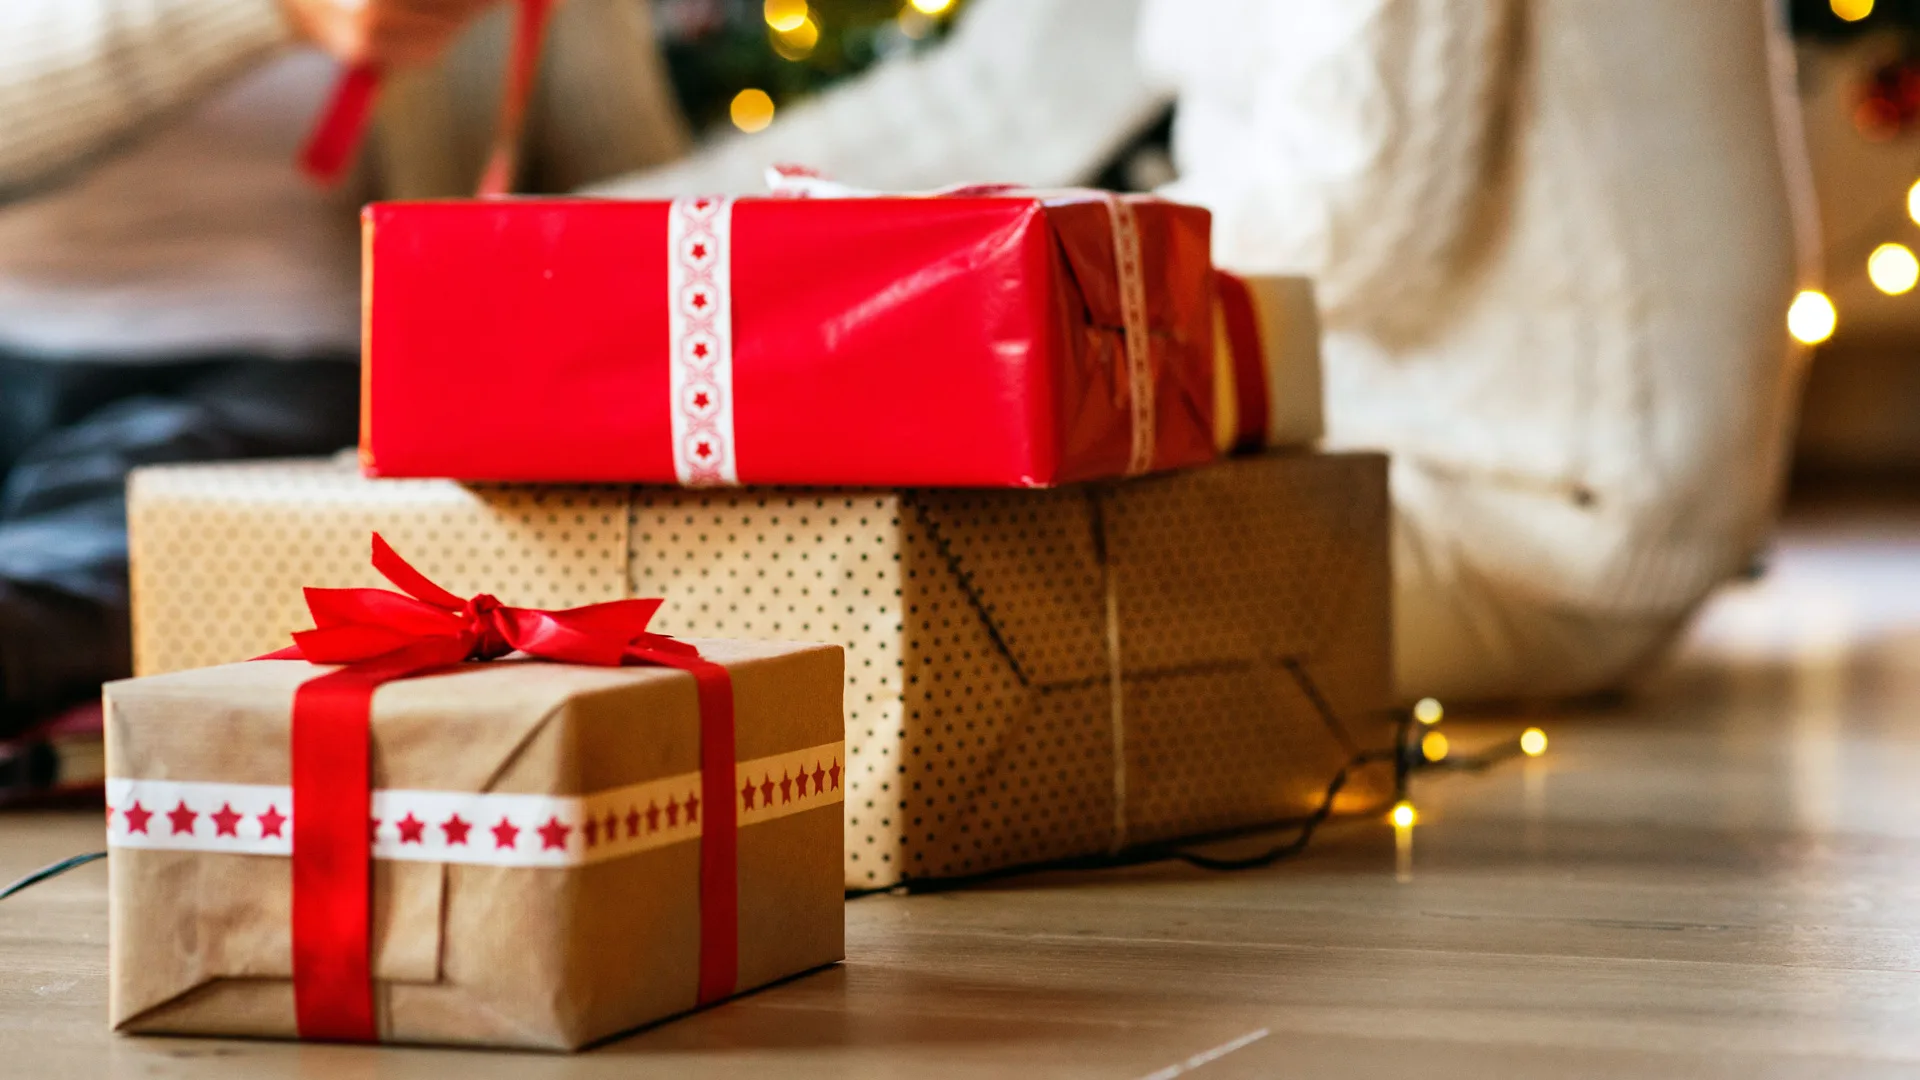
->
[[359, 194, 1216, 487]]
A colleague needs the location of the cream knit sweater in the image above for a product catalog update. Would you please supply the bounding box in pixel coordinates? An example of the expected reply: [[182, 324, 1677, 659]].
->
[[613, 0, 1815, 697], [1149, 0, 1814, 626]]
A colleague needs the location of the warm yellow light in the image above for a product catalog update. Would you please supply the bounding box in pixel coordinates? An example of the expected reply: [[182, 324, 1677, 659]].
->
[[1787, 290, 1836, 345], [1907, 180, 1920, 226], [1869, 243, 1920, 295], [1520, 728, 1548, 757], [772, 15, 819, 58], [1420, 731, 1450, 762], [763, 0, 809, 32], [909, 0, 954, 14], [1389, 801, 1418, 829], [1832, 0, 1874, 21], [730, 88, 776, 133], [1413, 697, 1443, 726]]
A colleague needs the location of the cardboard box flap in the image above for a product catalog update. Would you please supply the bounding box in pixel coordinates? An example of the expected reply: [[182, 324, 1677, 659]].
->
[[1043, 198, 1216, 483], [904, 488, 1110, 688], [905, 454, 1386, 687], [1041, 197, 1210, 337], [1109, 452, 1388, 671]]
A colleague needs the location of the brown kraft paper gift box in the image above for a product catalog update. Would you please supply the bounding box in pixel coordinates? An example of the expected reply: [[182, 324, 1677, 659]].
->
[[128, 450, 1394, 889], [103, 639, 846, 1049]]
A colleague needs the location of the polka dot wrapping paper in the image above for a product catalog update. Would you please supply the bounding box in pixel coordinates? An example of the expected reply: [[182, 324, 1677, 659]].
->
[[127, 451, 1394, 890]]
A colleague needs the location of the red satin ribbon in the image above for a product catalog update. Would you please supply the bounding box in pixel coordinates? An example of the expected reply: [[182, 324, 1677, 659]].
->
[[298, 0, 554, 195], [262, 534, 738, 1041], [1215, 270, 1271, 453]]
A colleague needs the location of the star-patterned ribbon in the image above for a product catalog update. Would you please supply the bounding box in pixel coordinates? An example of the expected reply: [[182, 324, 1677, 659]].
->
[[298, 0, 554, 196], [259, 533, 738, 1042]]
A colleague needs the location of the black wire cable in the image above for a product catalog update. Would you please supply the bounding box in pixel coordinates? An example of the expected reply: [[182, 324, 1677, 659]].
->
[[847, 702, 1420, 898], [6, 691, 1532, 902], [0, 851, 104, 901]]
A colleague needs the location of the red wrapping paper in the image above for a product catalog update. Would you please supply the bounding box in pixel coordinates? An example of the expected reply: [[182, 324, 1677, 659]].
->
[[359, 195, 1216, 487]]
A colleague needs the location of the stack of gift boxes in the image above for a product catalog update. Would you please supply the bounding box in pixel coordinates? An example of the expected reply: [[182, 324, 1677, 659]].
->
[[104, 190, 1393, 1049]]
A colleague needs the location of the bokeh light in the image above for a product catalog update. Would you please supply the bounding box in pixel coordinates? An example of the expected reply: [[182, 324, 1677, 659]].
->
[[764, 0, 809, 32], [1832, 0, 1874, 22], [1869, 243, 1919, 295], [1787, 290, 1836, 345], [730, 89, 776, 133]]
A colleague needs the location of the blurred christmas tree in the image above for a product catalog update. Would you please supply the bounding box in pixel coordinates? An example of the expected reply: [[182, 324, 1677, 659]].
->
[[1792, 0, 1920, 40], [1793, 0, 1920, 139], [655, 0, 968, 135], [650, 0, 1170, 191]]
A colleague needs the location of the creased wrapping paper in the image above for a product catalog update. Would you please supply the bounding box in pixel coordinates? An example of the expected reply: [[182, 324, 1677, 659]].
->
[[105, 639, 845, 1049], [129, 451, 1392, 888]]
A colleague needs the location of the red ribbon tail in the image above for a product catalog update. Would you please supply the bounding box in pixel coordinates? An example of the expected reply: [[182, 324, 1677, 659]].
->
[[475, 0, 555, 197], [368, 533, 468, 610], [633, 646, 739, 1005], [299, 62, 382, 187], [290, 665, 380, 1042], [289, 637, 469, 1042]]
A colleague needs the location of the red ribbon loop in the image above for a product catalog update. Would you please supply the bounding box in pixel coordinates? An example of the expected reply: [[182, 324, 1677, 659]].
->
[[298, 0, 554, 194], [268, 533, 738, 1041]]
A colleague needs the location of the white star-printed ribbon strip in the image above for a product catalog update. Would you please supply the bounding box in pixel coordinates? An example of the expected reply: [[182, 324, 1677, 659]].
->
[[666, 196, 740, 487], [1102, 194, 1155, 477], [106, 741, 844, 868]]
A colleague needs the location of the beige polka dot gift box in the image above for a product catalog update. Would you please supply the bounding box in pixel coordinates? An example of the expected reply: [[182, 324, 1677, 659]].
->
[[127, 450, 1394, 889]]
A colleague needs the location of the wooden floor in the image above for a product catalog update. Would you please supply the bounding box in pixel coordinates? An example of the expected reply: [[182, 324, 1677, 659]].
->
[[7, 495, 1920, 1078]]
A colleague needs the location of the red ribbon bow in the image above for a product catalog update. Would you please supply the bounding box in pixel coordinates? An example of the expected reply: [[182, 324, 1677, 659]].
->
[[263, 534, 738, 1041]]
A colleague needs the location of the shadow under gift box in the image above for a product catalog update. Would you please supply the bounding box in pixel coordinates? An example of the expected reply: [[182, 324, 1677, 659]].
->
[[358, 196, 1217, 486], [127, 450, 1394, 889], [104, 641, 846, 1049]]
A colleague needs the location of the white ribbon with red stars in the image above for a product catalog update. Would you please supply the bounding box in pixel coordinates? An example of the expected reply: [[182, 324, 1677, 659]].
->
[[106, 741, 843, 868], [666, 195, 740, 487]]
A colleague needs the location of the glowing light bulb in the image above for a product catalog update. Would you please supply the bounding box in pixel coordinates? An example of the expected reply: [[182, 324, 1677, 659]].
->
[[1420, 731, 1450, 762], [909, 0, 954, 14], [772, 14, 819, 58], [1870, 243, 1920, 295], [1908, 180, 1920, 226], [1413, 697, 1443, 726], [1389, 801, 1418, 829], [1520, 728, 1548, 757], [1832, 0, 1874, 21], [763, 0, 809, 31], [1787, 290, 1836, 345], [730, 89, 775, 133]]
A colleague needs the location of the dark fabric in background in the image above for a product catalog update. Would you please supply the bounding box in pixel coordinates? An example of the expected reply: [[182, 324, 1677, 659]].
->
[[0, 354, 358, 735]]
